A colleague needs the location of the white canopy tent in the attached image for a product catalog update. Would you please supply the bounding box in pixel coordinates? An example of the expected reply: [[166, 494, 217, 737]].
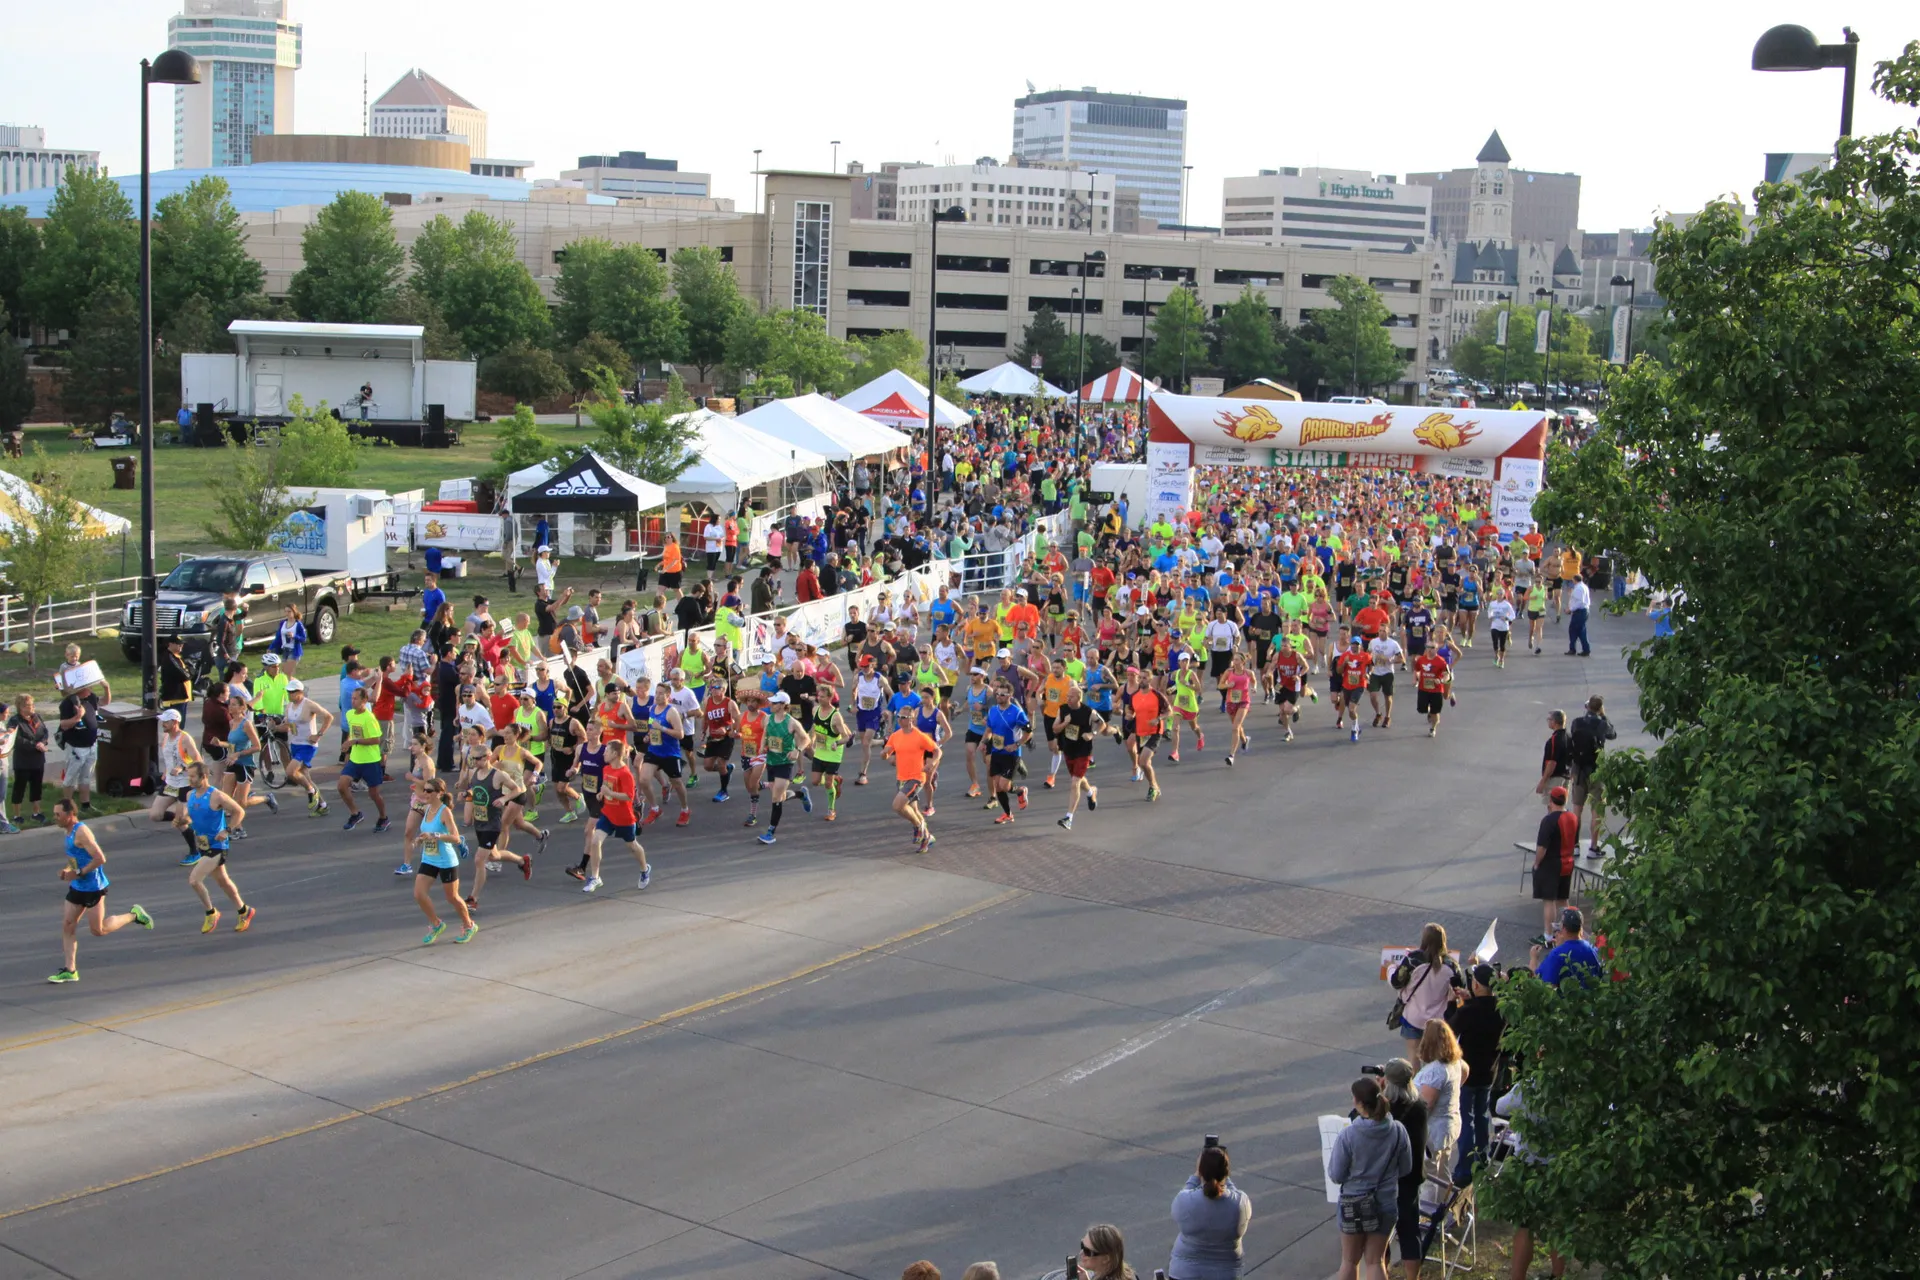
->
[[837, 369, 970, 429], [736, 393, 911, 462], [0, 470, 132, 539], [666, 409, 829, 505], [505, 450, 669, 559], [958, 361, 1069, 399]]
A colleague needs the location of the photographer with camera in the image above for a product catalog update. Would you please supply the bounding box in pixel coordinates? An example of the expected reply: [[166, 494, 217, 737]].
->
[[1166, 1137, 1251, 1280], [1389, 923, 1467, 1055], [1445, 963, 1506, 1184], [1328, 1075, 1413, 1280]]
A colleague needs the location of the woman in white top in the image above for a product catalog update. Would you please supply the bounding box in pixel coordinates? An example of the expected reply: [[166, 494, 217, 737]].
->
[[1414, 1019, 1468, 1179]]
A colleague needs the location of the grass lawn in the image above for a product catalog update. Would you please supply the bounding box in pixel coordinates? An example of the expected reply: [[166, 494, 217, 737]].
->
[[0, 418, 621, 704]]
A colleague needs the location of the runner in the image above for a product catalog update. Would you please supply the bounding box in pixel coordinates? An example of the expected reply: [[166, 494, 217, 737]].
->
[[1332, 635, 1374, 742], [463, 738, 531, 913], [1485, 587, 1517, 668], [176, 761, 255, 934], [640, 682, 693, 828], [1269, 624, 1311, 742], [735, 692, 770, 827], [149, 709, 205, 866], [1221, 650, 1254, 764], [493, 722, 551, 854], [412, 777, 476, 942], [1412, 644, 1453, 737], [336, 685, 391, 833], [983, 679, 1032, 824], [582, 738, 651, 891], [1165, 655, 1204, 764], [1366, 631, 1404, 730], [849, 658, 890, 785], [1035, 656, 1074, 788], [882, 708, 941, 851], [546, 696, 586, 824], [1525, 577, 1548, 655], [282, 679, 333, 815], [806, 691, 851, 822], [49, 799, 153, 983], [396, 729, 437, 877], [754, 692, 814, 846], [910, 684, 951, 817], [563, 721, 607, 880], [1052, 684, 1109, 830], [960, 665, 992, 799], [1126, 671, 1167, 803], [222, 685, 278, 836], [699, 681, 740, 802]]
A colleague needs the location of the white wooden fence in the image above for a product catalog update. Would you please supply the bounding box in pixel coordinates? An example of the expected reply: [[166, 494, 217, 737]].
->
[[0, 575, 141, 647]]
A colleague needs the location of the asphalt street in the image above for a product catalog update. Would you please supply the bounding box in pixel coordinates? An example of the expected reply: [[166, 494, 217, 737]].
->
[[0, 605, 1650, 1280]]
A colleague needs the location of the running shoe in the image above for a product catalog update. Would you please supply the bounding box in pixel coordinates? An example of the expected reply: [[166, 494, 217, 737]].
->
[[799, 788, 813, 814], [757, 830, 777, 845], [1043, 775, 1056, 789], [1057, 814, 1074, 830], [373, 817, 391, 834], [565, 865, 586, 882], [582, 876, 603, 894], [231, 828, 250, 840], [744, 813, 759, 827], [993, 812, 1015, 825], [131, 904, 153, 929], [965, 785, 981, 798], [464, 896, 481, 914], [537, 828, 551, 852], [922, 804, 935, 817], [179, 851, 202, 867], [1196, 732, 1206, 751], [1350, 727, 1361, 743], [47, 968, 78, 984], [1016, 786, 1028, 810], [920, 832, 936, 853], [712, 790, 729, 804], [1224, 754, 1236, 767], [643, 806, 661, 826], [675, 811, 691, 827], [1285, 729, 1295, 742], [394, 862, 414, 876], [1146, 785, 1161, 802], [638, 867, 652, 889], [486, 861, 503, 875], [0, 820, 18, 834], [235, 905, 257, 933], [453, 924, 479, 944], [201, 909, 221, 934], [1015, 760, 1029, 779], [422, 922, 446, 945], [306, 790, 319, 813], [1132, 770, 1144, 783], [316, 800, 330, 816], [1168, 751, 1181, 765], [559, 808, 581, 824], [343, 812, 364, 831], [264, 792, 280, 814], [1429, 726, 1438, 738], [823, 811, 837, 823], [521, 853, 534, 882], [853, 774, 868, 787]]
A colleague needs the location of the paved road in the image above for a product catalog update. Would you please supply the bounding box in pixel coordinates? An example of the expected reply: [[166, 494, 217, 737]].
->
[[0, 607, 1648, 1280]]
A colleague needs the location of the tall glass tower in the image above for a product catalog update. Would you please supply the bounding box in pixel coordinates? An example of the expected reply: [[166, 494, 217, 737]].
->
[[1012, 89, 1187, 228], [166, 0, 303, 169]]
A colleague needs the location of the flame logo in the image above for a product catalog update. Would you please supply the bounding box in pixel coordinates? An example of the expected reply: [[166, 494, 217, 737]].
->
[[1215, 404, 1285, 443], [1411, 412, 1482, 451]]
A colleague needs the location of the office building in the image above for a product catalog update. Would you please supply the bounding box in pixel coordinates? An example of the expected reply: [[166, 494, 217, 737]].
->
[[166, 0, 302, 169], [1405, 131, 1582, 248], [0, 126, 99, 197], [370, 69, 487, 159], [1221, 168, 1430, 251], [560, 152, 711, 199], [1012, 88, 1187, 226], [847, 160, 923, 220], [893, 159, 1114, 231]]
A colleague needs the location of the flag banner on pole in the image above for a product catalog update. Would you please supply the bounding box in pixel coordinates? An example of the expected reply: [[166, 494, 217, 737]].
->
[[1496, 310, 1509, 348], [1611, 306, 1632, 365], [1535, 309, 1551, 355]]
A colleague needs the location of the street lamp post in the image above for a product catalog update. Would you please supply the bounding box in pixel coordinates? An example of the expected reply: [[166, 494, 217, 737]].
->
[[1753, 24, 1860, 138], [1609, 274, 1637, 364], [1496, 290, 1514, 401], [1179, 280, 1199, 393], [1136, 267, 1163, 436], [139, 48, 201, 711], [1181, 164, 1193, 240], [831, 140, 840, 173], [1075, 250, 1106, 431], [1533, 285, 1555, 403], [924, 205, 965, 524]]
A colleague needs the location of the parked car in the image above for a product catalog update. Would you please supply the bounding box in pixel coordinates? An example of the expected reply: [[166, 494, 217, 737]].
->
[[120, 553, 359, 665]]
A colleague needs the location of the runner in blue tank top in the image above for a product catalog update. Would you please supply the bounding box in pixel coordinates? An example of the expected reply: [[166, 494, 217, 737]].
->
[[50, 799, 153, 983], [179, 761, 255, 934]]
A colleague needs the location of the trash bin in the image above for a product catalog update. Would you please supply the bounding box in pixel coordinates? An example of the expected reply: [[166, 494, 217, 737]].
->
[[111, 456, 138, 490], [97, 703, 160, 796]]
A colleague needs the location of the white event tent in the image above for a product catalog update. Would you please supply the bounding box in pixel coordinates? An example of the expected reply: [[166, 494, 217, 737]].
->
[[737, 393, 911, 463], [0, 470, 132, 539], [666, 408, 829, 507], [837, 369, 970, 429], [958, 361, 1069, 399]]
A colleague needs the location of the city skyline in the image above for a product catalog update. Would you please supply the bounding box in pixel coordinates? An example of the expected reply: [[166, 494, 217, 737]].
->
[[2, 0, 1912, 233]]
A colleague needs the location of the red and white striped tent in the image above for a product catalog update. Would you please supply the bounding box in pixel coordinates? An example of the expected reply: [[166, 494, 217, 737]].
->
[[856, 390, 927, 426], [1079, 366, 1154, 403]]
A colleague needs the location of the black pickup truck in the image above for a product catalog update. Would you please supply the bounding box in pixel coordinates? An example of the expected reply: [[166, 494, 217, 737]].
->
[[118, 553, 373, 663]]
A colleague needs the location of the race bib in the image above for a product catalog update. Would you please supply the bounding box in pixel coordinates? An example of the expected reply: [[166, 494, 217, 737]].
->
[[195, 834, 211, 852], [1062, 725, 1080, 741], [859, 695, 879, 710], [581, 776, 599, 794], [987, 732, 1004, 748]]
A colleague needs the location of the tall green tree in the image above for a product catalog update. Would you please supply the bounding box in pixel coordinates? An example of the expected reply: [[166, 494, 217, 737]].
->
[[1491, 43, 1920, 1280], [0, 304, 34, 431], [1079, 332, 1120, 382], [553, 238, 684, 370], [377, 283, 463, 359], [288, 191, 405, 323], [479, 340, 569, 404], [25, 169, 136, 333], [157, 293, 228, 408], [574, 366, 700, 484], [759, 308, 850, 394], [670, 246, 747, 382], [408, 211, 547, 359], [1014, 305, 1071, 380], [150, 176, 262, 332], [1213, 285, 1280, 386], [275, 394, 366, 487], [203, 439, 296, 551], [60, 288, 139, 425], [567, 332, 632, 394], [1145, 286, 1208, 389], [1308, 274, 1402, 395], [0, 207, 41, 335], [848, 329, 925, 382], [1453, 303, 1598, 388]]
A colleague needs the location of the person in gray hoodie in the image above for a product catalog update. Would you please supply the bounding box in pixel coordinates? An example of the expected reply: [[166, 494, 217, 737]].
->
[[1328, 1075, 1413, 1280], [1167, 1144, 1252, 1279]]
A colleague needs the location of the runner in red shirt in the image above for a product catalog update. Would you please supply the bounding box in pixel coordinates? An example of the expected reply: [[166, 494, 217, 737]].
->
[[1332, 637, 1374, 742], [1268, 627, 1312, 743], [583, 739, 651, 892], [1412, 649, 1452, 738]]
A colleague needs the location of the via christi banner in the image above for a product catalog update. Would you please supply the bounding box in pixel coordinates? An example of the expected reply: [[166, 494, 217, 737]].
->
[[1147, 393, 1546, 469]]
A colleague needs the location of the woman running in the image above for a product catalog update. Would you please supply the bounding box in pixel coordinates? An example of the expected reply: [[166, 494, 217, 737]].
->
[[413, 778, 476, 944], [222, 686, 279, 836], [50, 799, 153, 983], [1222, 650, 1254, 765], [397, 729, 437, 877]]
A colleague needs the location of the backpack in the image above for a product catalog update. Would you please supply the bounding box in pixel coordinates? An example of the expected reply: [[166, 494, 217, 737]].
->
[[1569, 714, 1604, 773]]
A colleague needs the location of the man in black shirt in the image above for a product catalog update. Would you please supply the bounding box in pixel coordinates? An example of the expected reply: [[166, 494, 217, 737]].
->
[[533, 586, 559, 651], [1535, 708, 1571, 804], [1052, 686, 1107, 831], [842, 606, 869, 651], [778, 664, 818, 731], [57, 686, 102, 813], [432, 645, 461, 771], [160, 635, 193, 708], [1245, 604, 1284, 688], [1446, 962, 1507, 1184], [671, 588, 704, 639]]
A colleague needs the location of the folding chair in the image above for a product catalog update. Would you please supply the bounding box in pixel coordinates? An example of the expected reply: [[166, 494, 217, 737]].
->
[[1420, 1174, 1478, 1275]]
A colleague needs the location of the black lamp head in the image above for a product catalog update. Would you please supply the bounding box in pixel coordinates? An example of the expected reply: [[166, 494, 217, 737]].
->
[[1752, 24, 1825, 71], [934, 205, 965, 222], [1609, 275, 1633, 287], [1085, 249, 1107, 261], [149, 48, 201, 85]]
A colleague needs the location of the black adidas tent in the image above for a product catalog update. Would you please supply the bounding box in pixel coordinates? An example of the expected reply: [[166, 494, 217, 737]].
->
[[507, 450, 668, 515]]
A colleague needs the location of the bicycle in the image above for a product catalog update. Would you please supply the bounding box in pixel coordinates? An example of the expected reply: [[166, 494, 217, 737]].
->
[[257, 716, 290, 791]]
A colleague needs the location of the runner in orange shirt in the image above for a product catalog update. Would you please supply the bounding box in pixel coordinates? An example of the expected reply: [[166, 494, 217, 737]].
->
[[883, 711, 942, 852], [1332, 636, 1374, 742], [1127, 674, 1169, 803]]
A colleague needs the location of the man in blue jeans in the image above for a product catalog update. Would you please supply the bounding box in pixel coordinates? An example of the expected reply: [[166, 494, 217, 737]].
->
[[1447, 962, 1506, 1184], [1564, 575, 1592, 656]]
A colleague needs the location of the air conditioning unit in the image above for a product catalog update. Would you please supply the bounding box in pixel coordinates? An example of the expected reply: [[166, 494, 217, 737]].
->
[[351, 496, 376, 520]]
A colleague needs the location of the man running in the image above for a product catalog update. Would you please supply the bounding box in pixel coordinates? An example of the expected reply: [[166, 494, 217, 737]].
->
[[149, 708, 204, 866], [1412, 644, 1453, 737], [1269, 627, 1310, 743], [1332, 636, 1374, 742], [1127, 672, 1168, 803], [983, 680, 1032, 824], [959, 665, 992, 799], [1366, 630, 1404, 730], [640, 681, 693, 828], [337, 685, 391, 833], [176, 760, 256, 933], [755, 693, 813, 846], [735, 692, 769, 827], [464, 739, 531, 913], [583, 738, 650, 892], [700, 681, 739, 802], [282, 679, 333, 815], [882, 708, 941, 851], [806, 691, 851, 822], [1052, 684, 1109, 830], [850, 658, 891, 785], [49, 799, 153, 983]]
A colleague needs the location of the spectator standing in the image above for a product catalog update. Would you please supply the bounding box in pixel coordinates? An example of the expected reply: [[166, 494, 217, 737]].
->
[[1167, 1144, 1252, 1280], [659, 534, 685, 590], [795, 560, 822, 603], [1567, 694, 1617, 855], [1414, 1020, 1467, 1180], [426, 600, 458, 657], [751, 566, 778, 615], [1329, 1076, 1412, 1280], [1445, 963, 1506, 1183], [269, 604, 307, 674], [1532, 786, 1578, 931], [701, 513, 725, 572], [0, 711, 17, 832], [1564, 573, 1592, 657], [57, 679, 102, 815], [419, 571, 446, 632], [1379, 1060, 1430, 1280], [432, 645, 461, 771], [1535, 709, 1571, 805], [1389, 923, 1466, 1049], [9, 694, 50, 824], [533, 545, 556, 593], [1495, 1083, 1567, 1280], [1532, 907, 1603, 987]]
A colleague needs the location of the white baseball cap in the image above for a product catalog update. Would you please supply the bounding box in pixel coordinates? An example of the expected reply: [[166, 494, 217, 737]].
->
[[158, 708, 182, 723], [286, 679, 305, 692], [769, 692, 791, 704]]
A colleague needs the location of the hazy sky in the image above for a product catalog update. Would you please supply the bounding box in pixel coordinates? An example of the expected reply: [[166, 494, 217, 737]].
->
[[6, 1, 1914, 233]]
